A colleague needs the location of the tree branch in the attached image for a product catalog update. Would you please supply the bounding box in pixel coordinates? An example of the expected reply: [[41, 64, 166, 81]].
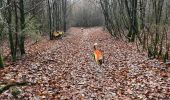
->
[[0, 81, 28, 94], [24, 0, 45, 15]]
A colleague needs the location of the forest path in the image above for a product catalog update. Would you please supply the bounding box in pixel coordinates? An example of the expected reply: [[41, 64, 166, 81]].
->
[[0, 27, 169, 99]]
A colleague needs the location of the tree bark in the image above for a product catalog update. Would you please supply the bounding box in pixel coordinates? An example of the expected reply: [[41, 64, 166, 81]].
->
[[47, 0, 53, 40], [0, 0, 4, 68], [0, 54, 3, 68], [14, 0, 20, 58], [62, 0, 67, 32], [7, 0, 16, 61], [125, 0, 140, 42], [19, 0, 26, 55]]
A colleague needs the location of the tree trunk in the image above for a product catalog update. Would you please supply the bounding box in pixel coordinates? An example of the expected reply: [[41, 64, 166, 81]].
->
[[151, 0, 164, 58], [125, 0, 140, 42], [14, 0, 20, 58], [19, 0, 26, 55], [0, 54, 3, 68], [0, 0, 2, 7], [47, 0, 53, 40], [56, 1, 59, 31], [62, 0, 67, 32], [7, 0, 16, 61], [0, 0, 3, 68]]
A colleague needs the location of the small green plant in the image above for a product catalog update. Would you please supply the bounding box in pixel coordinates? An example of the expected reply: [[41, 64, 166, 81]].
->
[[10, 86, 21, 98], [92, 53, 95, 60]]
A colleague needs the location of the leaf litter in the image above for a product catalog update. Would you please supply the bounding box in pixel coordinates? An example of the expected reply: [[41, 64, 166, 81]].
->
[[0, 27, 170, 99]]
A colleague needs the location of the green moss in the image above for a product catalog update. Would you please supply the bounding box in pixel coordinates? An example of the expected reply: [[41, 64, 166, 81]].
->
[[10, 86, 21, 98]]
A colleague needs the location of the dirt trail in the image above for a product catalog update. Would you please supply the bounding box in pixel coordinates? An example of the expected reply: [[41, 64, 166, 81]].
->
[[0, 27, 169, 99]]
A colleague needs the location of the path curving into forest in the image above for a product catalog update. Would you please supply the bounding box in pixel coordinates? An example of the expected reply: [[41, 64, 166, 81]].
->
[[0, 27, 170, 99]]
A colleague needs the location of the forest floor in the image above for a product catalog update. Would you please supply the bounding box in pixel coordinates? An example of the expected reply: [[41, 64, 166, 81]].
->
[[0, 27, 170, 99]]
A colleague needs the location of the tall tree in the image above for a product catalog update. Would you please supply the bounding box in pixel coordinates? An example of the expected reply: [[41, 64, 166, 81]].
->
[[125, 0, 140, 42], [19, 0, 26, 55], [150, 0, 165, 58], [7, 0, 16, 61], [47, 0, 53, 40], [62, 0, 67, 32], [0, 0, 4, 68], [14, 0, 20, 58]]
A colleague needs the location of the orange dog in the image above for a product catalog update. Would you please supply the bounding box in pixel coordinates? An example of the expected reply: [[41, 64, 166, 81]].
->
[[93, 43, 104, 65]]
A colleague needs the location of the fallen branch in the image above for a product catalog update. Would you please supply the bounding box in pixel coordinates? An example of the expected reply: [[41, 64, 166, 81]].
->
[[0, 81, 28, 94]]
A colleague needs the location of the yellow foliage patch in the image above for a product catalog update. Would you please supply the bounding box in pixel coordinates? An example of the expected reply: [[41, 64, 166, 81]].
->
[[53, 31, 64, 37]]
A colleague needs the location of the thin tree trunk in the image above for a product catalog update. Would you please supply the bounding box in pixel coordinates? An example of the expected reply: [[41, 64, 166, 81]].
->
[[0, 0, 4, 68], [14, 0, 19, 58], [19, 0, 26, 55], [56, 0, 59, 31], [47, 0, 53, 40], [62, 0, 67, 32], [125, 0, 140, 42], [0, 54, 3, 68]]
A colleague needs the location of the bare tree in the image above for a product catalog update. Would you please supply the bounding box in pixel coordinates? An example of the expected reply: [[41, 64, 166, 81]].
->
[[47, 0, 53, 40], [0, 0, 4, 68], [62, 0, 67, 32], [19, 0, 26, 55], [6, 0, 16, 61]]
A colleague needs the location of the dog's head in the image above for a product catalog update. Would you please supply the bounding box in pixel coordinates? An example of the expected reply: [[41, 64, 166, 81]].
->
[[94, 43, 98, 50]]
